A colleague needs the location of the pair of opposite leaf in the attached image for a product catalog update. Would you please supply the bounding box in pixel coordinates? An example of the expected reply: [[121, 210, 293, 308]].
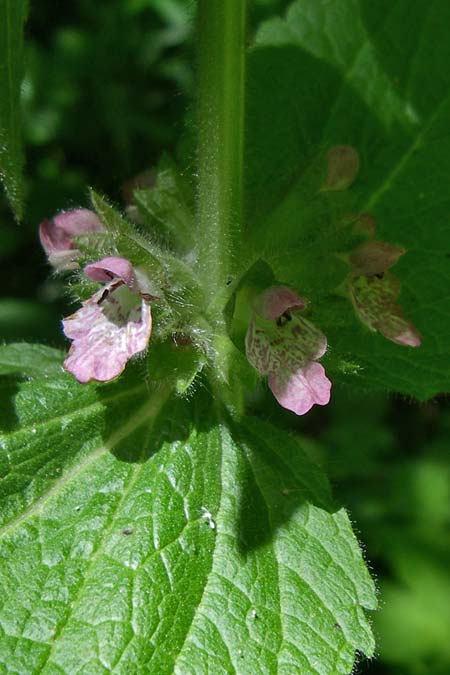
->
[[39, 146, 420, 415]]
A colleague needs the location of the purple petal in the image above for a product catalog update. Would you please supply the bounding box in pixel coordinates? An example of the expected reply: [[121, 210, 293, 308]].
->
[[62, 287, 151, 383], [389, 327, 422, 347], [39, 209, 103, 255], [376, 315, 422, 348], [268, 362, 331, 415], [246, 313, 327, 376], [84, 256, 137, 289], [39, 219, 72, 254], [255, 285, 306, 320]]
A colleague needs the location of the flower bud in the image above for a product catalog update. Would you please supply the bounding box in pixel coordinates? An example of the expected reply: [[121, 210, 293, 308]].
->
[[39, 208, 104, 271], [350, 241, 405, 276], [352, 213, 376, 238], [323, 145, 360, 191]]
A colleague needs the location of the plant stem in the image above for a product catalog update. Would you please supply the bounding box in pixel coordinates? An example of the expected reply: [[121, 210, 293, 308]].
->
[[196, 0, 246, 313]]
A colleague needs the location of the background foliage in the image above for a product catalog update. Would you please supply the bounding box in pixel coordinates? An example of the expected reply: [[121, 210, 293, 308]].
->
[[0, 1, 449, 674]]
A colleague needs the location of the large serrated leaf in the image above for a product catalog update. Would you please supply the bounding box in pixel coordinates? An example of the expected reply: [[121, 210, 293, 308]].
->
[[0, 366, 375, 674], [246, 0, 450, 400], [0, 0, 28, 219]]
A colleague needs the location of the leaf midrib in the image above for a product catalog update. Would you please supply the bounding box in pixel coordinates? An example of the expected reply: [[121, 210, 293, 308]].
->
[[171, 422, 224, 673], [0, 383, 145, 441], [14, 388, 173, 673], [0, 387, 166, 539]]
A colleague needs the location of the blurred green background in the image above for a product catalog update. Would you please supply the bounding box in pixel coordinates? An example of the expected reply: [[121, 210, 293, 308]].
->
[[0, 2, 448, 673]]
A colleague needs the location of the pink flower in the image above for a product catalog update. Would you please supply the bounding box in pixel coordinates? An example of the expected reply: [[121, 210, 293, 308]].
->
[[63, 256, 153, 383], [348, 242, 421, 347], [245, 286, 331, 415], [39, 208, 104, 271]]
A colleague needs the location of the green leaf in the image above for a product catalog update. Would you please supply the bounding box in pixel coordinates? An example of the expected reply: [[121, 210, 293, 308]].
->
[[0, 343, 64, 377], [132, 155, 195, 252], [88, 189, 201, 303], [0, 373, 375, 673], [374, 457, 450, 672], [88, 188, 160, 269], [0, 0, 29, 219], [146, 340, 206, 396], [0, 299, 62, 343], [245, 0, 450, 400]]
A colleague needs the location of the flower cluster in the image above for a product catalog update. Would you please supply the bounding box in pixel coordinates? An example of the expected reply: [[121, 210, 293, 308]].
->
[[40, 210, 154, 383], [39, 145, 422, 416]]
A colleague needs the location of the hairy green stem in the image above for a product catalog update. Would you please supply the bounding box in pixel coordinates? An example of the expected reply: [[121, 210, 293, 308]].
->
[[196, 0, 246, 313]]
